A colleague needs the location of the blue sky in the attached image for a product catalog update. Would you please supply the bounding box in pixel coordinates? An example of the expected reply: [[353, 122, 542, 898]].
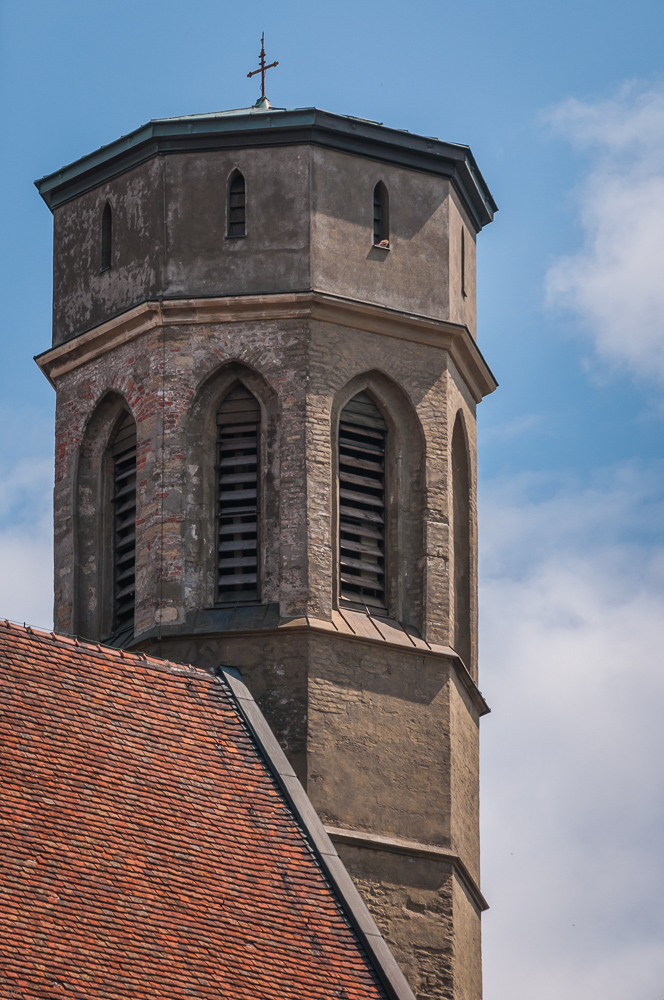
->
[[2, 1, 664, 997]]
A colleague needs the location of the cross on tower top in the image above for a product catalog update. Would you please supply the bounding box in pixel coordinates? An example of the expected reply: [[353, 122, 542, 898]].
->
[[247, 33, 279, 106]]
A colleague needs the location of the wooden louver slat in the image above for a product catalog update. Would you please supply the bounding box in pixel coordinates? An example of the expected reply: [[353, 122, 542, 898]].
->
[[217, 384, 260, 603], [338, 391, 387, 611], [111, 412, 137, 632]]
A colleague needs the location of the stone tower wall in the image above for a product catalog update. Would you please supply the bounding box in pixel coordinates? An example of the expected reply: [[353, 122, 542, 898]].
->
[[50, 310, 481, 664], [50, 145, 477, 347]]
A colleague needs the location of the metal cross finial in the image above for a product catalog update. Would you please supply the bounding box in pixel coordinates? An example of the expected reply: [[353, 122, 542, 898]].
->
[[247, 32, 278, 101]]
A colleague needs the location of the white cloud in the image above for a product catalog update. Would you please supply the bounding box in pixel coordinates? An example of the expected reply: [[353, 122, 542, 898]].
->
[[0, 410, 54, 630], [480, 466, 664, 1000], [0, 524, 53, 629], [545, 84, 664, 382]]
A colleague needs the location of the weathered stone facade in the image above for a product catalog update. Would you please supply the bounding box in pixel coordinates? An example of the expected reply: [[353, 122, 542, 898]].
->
[[37, 107, 497, 1000]]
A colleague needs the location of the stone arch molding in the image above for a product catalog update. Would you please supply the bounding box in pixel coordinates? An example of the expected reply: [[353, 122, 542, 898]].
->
[[185, 360, 281, 611], [330, 370, 426, 629], [74, 389, 135, 641]]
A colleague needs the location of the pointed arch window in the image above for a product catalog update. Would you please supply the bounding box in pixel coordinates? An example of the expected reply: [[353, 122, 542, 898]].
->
[[227, 171, 246, 237], [373, 182, 389, 248], [111, 412, 137, 632], [101, 202, 113, 271], [216, 384, 260, 603], [338, 392, 387, 611]]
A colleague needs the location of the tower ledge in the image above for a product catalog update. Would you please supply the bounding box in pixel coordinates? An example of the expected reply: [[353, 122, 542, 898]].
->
[[129, 607, 491, 719], [35, 291, 498, 402], [325, 826, 489, 914]]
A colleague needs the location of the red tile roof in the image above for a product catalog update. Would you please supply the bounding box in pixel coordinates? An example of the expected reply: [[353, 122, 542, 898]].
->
[[0, 622, 392, 999]]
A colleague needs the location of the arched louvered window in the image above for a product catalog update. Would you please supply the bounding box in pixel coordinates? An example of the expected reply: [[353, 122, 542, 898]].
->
[[373, 182, 389, 248], [217, 384, 260, 602], [101, 202, 113, 271], [338, 392, 387, 612], [452, 413, 471, 666], [111, 412, 137, 632], [227, 171, 246, 237]]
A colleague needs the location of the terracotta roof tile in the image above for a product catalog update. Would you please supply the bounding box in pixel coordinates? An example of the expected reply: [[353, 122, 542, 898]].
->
[[0, 622, 389, 999]]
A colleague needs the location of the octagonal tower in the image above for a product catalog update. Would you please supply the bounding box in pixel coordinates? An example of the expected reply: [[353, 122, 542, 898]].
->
[[36, 103, 497, 1000]]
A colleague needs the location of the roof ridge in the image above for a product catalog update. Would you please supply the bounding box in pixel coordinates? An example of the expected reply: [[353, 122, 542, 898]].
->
[[0, 617, 208, 678]]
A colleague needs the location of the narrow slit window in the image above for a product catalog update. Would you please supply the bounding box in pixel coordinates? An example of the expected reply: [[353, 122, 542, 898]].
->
[[452, 413, 471, 666], [373, 182, 389, 247], [461, 227, 467, 297], [227, 171, 246, 237], [217, 384, 260, 603], [101, 202, 113, 271], [111, 412, 137, 633], [338, 391, 387, 612]]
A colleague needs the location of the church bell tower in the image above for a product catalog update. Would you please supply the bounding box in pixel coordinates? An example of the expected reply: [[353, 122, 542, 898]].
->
[[36, 101, 497, 1000]]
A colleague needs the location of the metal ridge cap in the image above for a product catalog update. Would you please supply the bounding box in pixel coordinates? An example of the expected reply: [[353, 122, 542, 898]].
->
[[150, 104, 291, 122], [308, 107, 469, 151], [218, 665, 418, 1000]]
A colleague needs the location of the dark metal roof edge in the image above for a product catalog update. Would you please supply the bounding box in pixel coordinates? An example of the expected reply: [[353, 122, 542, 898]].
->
[[34, 107, 497, 228], [218, 664, 418, 1000]]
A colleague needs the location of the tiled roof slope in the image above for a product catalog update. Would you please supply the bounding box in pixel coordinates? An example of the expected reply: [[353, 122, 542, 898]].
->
[[0, 622, 406, 1000]]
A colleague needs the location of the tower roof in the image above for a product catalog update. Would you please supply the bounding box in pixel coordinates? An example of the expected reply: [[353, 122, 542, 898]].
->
[[35, 106, 497, 230], [0, 620, 414, 1000]]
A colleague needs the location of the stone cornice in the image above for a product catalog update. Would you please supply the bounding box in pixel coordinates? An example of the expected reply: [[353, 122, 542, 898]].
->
[[34, 292, 498, 403], [325, 826, 489, 914]]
